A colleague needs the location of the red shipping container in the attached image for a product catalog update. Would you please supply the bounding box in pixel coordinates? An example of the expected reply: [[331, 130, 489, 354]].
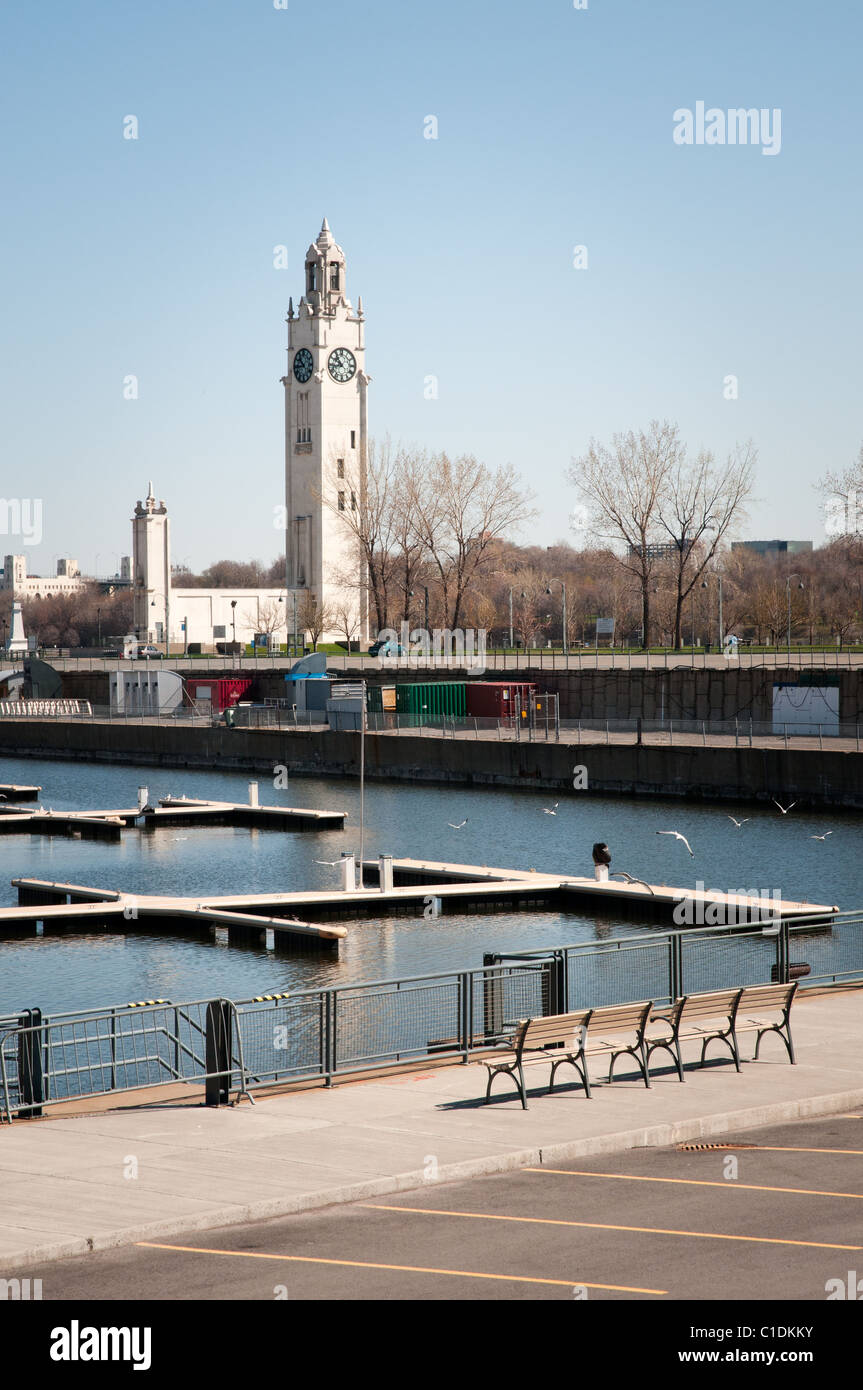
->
[[464, 681, 536, 718], [185, 677, 253, 712]]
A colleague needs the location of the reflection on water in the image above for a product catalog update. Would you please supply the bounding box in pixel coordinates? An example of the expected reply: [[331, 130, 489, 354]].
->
[[0, 754, 860, 1015]]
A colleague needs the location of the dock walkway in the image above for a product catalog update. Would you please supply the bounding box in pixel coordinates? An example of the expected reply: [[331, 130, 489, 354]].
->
[[0, 986, 860, 1272]]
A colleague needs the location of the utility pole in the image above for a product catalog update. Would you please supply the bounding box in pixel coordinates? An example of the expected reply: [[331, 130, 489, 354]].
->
[[786, 574, 803, 659]]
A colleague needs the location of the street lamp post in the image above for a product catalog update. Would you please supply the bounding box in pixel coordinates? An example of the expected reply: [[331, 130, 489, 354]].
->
[[701, 574, 725, 650], [786, 574, 804, 659], [508, 588, 514, 651], [97, 607, 102, 647], [545, 581, 568, 657], [230, 599, 237, 647]]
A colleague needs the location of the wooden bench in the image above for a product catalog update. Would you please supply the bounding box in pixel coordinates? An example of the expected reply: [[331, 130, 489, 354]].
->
[[646, 982, 798, 1081], [482, 1000, 653, 1109]]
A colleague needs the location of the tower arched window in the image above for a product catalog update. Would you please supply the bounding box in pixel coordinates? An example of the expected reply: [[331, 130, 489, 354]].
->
[[329, 262, 340, 290]]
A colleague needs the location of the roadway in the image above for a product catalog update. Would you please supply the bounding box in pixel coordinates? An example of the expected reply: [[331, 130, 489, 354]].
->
[[31, 1112, 863, 1302]]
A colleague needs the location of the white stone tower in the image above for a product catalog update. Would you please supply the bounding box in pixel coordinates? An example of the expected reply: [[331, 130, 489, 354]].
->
[[282, 220, 369, 643], [132, 483, 171, 646], [6, 600, 28, 654]]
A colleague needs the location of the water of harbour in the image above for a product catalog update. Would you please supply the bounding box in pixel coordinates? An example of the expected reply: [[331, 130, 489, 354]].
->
[[0, 756, 861, 1015]]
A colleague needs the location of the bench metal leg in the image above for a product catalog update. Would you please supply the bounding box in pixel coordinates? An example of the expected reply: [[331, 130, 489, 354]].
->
[[753, 1020, 795, 1064], [700, 1029, 741, 1072], [609, 1045, 651, 1088], [548, 1052, 591, 1099], [484, 1061, 528, 1108], [646, 1038, 684, 1082]]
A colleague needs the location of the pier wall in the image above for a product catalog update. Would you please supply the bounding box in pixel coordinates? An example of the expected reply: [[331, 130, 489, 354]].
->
[[1, 718, 862, 808], [54, 666, 863, 722]]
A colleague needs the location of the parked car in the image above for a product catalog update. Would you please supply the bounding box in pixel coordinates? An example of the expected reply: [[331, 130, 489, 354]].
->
[[369, 637, 405, 657], [137, 645, 163, 659]]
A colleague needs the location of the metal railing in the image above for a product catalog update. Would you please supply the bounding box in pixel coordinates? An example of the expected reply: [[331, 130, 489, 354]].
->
[[36, 648, 863, 674], [2, 910, 857, 1120], [0, 998, 249, 1122]]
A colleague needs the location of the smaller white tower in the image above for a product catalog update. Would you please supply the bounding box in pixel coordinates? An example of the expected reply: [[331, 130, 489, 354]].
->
[[132, 483, 171, 646], [6, 600, 28, 654]]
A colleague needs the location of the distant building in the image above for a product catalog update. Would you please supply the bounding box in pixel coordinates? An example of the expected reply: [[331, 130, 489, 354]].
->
[[731, 540, 813, 557], [132, 483, 289, 649], [0, 554, 132, 597], [627, 541, 686, 562], [1, 555, 85, 597]]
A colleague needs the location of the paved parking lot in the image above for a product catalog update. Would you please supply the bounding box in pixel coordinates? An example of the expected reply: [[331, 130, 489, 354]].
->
[[33, 1111, 863, 1302]]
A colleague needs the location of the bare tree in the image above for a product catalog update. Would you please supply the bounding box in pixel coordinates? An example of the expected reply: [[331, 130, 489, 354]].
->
[[569, 421, 682, 647], [817, 443, 863, 538], [295, 592, 332, 651], [334, 601, 359, 651], [658, 443, 755, 648], [239, 598, 285, 643], [411, 454, 536, 628], [319, 436, 402, 633]]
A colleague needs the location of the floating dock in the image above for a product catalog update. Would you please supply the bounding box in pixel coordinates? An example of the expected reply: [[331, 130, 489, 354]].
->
[[363, 858, 838, 921], [2, 858, 838, 951], [5, 878, 345, 952], [0, 784, 41, 801], [0, 796, 346, 839]]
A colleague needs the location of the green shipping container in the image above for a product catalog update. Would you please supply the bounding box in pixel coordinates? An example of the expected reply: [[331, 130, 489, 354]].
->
[[393, 682, 466, 724]]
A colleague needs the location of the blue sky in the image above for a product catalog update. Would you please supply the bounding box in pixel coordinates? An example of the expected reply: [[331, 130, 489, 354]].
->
[[1, 0, 860, 575]]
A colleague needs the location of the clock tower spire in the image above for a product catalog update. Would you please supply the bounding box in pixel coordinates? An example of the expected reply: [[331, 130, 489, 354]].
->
[[282, 221, 369, 643]]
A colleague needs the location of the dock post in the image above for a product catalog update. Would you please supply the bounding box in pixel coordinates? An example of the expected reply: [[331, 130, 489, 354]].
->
[[137, 786, 149, 813], [340, 854, 355, 892], [17, 1009, 44, 1118], [205, 1000, 233, 1107], [379, 856, 394, 893], [248, 781, 259, 808]]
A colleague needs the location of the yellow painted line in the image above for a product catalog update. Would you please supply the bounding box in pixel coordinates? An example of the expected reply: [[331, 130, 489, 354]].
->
[[359, 1203, 862, 1251], [705, 1145, 863, 1156], [134, 1240, 665, 1295], [525, 1169, 863, 1200]]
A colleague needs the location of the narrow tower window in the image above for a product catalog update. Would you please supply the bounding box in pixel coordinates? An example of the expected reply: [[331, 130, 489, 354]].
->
[[338, 492, 345, 512], [350, 430, 356, 448], [337, 459, 345, 478], [329, 262, 340, 290]]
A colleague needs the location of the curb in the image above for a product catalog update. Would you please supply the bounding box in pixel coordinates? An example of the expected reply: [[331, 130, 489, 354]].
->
[[5, 1085, 863, 1273]]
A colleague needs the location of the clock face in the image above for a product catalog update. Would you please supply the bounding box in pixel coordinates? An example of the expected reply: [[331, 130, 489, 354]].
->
[[327, 347, 357, 383], [293, 348, 313, 383]]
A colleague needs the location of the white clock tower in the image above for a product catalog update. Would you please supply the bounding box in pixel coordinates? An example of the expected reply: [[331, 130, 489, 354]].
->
[[282, 219, 369, 644]]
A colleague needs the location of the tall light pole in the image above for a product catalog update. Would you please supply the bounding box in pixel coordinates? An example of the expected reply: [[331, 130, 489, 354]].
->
[[786, 573, 804, 658], [545, 581, 568, 656], [508, 587, 514, 650], [701, 573, 725, 650]]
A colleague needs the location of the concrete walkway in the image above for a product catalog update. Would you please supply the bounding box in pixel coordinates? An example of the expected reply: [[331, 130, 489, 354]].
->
[[1, 989, 861, 1272]]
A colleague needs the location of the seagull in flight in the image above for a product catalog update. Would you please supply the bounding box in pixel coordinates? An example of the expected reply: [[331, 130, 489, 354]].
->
[[773, 799, 797, 815], [656, 830, 694, 857], [611, 871, 655, 895], [727, 816, 750, 829], [448, 819, 468, 830], [543, 803, 559, 815], [810, 831, 833, 841]]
